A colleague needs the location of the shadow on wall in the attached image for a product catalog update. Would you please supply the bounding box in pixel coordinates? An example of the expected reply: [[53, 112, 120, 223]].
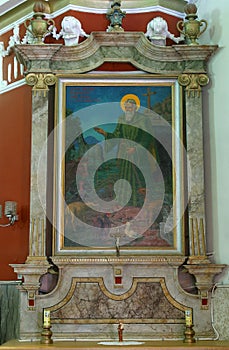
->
[[198, 2, 222, 45], [208, 9, 222, 44], [39, 263, 59, 295], [178, 266, 198, 295]]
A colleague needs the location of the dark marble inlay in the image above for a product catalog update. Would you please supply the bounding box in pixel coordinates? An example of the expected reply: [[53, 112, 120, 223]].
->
[[51, 281, 184, 322]]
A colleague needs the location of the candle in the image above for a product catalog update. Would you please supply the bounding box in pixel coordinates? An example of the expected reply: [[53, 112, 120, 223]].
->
[[185, 309, 192, 326], [195, 218, 201, 255], [190, 218, 195, 255], [43, 309, 51, 327], [200, 218, 206, 255]]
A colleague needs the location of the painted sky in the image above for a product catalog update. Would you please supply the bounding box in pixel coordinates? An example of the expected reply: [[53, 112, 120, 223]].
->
[[66, 85, 171, 113], [65, 84, 172, 142]]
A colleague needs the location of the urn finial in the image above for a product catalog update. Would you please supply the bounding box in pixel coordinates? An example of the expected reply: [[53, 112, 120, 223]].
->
[[177, 2, 208, 45], [184, 3, 198, 16], [33, 1, 50, 14], [23, 1, 54, 44]]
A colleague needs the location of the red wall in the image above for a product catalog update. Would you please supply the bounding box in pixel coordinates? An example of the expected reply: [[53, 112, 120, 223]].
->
[[45, 10, 180, 45], [0, 85, 31, 280], [0, 9, 181, 280]]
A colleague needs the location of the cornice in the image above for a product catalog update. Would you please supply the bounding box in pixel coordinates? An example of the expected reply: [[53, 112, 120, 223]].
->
[[49, 0, 187, 12], [0, 1, 33, 32], [14, 32, 218, 76], [0, 0, 26, 16], [0, 78, 25, 95]]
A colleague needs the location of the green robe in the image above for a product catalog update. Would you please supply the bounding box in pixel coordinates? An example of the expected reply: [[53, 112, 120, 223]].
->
[[105, 112, 158, 207]]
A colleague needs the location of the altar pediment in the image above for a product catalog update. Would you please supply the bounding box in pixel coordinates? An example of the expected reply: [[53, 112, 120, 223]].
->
[[14, 32, 218, 76]]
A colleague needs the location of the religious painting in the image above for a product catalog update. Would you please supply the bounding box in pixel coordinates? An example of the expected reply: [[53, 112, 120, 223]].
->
[[53, 75, 185, 255]]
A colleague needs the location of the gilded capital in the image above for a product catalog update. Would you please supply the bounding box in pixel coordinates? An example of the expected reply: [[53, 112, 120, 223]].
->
[[25, 73, 56, 96], [178, 73, 209, 97]]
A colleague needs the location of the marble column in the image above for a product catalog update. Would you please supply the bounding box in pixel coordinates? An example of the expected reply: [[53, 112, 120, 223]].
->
[[28, 93, 49, 260], [185, 91, 207, 257], [186, 93, 205, 216]]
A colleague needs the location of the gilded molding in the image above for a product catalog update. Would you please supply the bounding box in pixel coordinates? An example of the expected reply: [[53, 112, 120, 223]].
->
[[51, 256, 186, 265], [178, 73, 209, 97], [25, 72, 56, 95]]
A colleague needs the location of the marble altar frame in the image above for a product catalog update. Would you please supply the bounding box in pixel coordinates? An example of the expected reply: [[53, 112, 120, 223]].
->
[[11, 32, 226, 341], [53, 75, 185, 256]]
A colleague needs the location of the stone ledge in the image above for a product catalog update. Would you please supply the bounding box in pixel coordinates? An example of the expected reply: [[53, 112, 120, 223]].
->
[[1, 340, 229, 349]]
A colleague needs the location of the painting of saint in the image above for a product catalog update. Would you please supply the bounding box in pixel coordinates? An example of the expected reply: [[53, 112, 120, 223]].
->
[[61, 83, 178, 251]]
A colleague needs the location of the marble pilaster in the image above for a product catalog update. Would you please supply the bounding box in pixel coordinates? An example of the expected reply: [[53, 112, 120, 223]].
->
[[28, 92, 49, 259], [185, 94, 205, 217]]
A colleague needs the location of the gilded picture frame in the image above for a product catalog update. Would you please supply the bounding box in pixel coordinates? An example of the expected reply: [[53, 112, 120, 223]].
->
[[53, 74, 185, 256]]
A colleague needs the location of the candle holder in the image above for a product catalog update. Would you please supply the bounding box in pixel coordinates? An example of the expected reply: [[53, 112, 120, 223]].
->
[[40, 324, 53, 344], [118, 322, 124, 342], [183, 324, 196, 343]]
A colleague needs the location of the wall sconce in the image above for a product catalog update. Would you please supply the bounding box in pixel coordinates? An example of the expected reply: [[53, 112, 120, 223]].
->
[[0, 201, 18, 227]]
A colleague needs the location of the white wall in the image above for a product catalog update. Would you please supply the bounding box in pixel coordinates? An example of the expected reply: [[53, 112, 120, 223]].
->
[[197, 0, 229, 283]]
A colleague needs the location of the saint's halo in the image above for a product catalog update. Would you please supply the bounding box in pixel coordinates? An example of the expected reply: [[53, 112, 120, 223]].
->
[[120, 94, 140, 111]]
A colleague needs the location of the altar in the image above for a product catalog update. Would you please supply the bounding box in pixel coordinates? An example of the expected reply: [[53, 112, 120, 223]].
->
[[1, 340, 229, 350], [6, 0, 226, 345]]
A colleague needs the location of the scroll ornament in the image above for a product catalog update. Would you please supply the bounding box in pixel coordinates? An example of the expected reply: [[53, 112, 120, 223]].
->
[[25, 73, 57, 95], [178, 73, 209, 97]]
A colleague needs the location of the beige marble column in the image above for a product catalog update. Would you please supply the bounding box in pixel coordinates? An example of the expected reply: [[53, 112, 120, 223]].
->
[[185, 91, 207, 257], [186, 93, 205, 216], [27, 92, 49, 261]]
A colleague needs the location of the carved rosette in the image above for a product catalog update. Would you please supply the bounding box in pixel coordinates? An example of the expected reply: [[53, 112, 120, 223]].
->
[[25, 73, 56, 95], [178, 73, 209, 97]]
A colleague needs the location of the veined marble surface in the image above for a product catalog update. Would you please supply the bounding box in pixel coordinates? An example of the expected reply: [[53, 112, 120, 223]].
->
[[51, 281, 184, 321], [214, 286, 229, 340], [0, 282, 20, 345]]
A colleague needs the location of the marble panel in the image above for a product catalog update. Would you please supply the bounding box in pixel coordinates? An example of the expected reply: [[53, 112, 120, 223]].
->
[[213, 287, 229, 340], [51, 280, 184, 322]]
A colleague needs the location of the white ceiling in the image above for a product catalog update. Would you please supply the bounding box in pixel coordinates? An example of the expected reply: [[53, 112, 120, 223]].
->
[[0, 0, 27, 16]]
